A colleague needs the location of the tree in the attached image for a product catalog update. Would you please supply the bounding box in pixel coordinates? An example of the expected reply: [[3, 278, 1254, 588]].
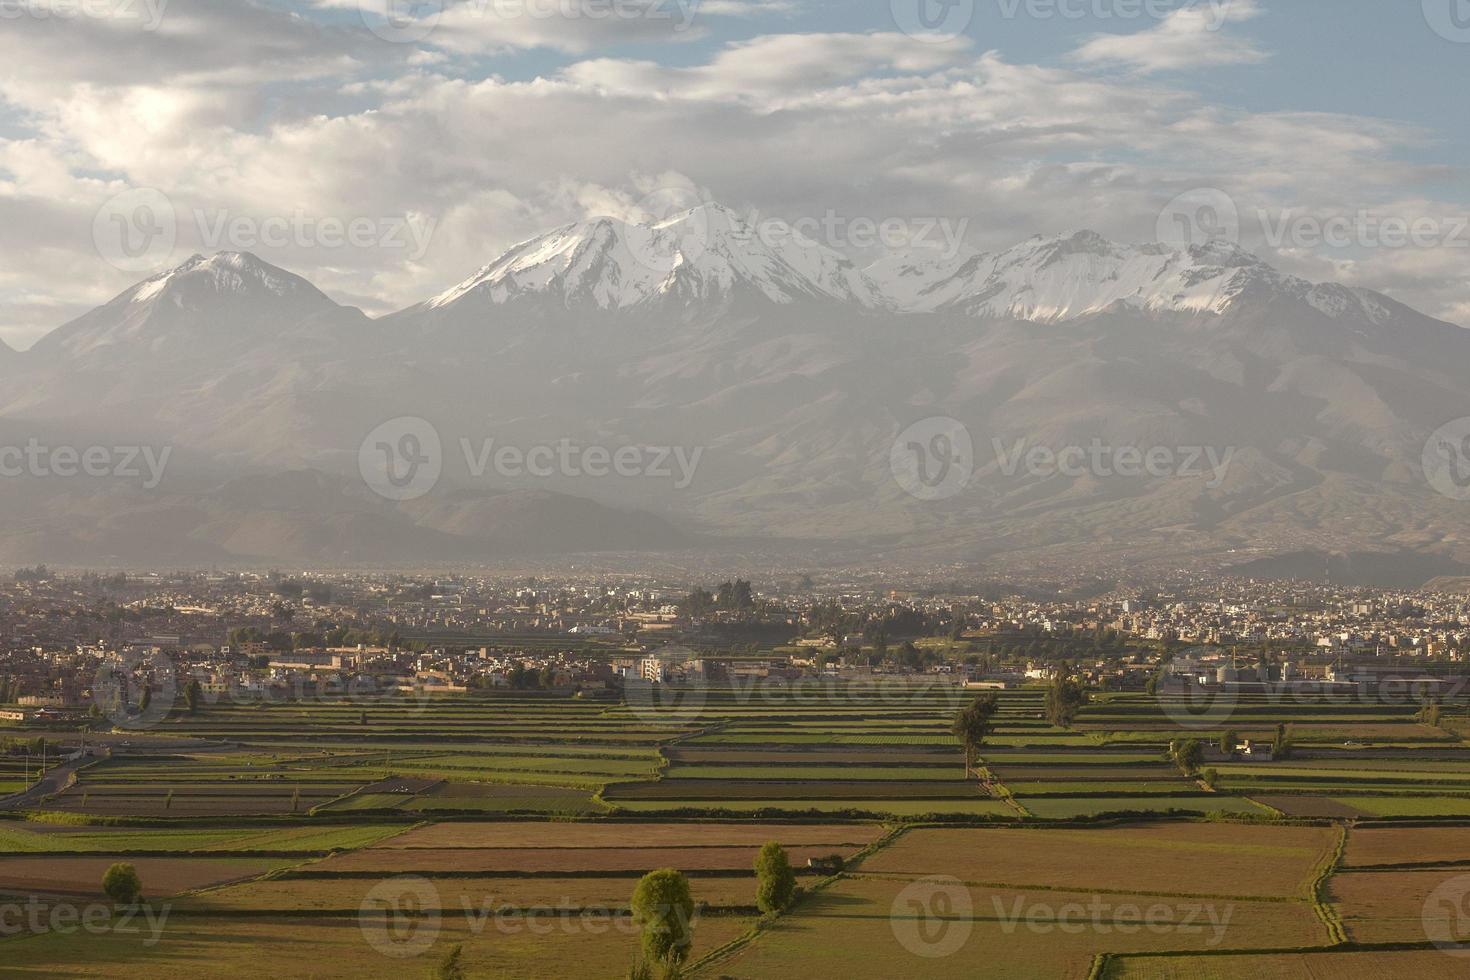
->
[[754, 842, 797, 914], [1271, 723, 1294, 760], [102, 862, 142, 905], [434, 944, 466, 980], [185, 678, 203, 715], [1169, 738, 1204, 775], [1201, 767, 1219, 790], [951, 693, 999, 775], [1219, 729, 1238, 757], [631, 869, 695, 971], [1045, 668, 1088, 728]]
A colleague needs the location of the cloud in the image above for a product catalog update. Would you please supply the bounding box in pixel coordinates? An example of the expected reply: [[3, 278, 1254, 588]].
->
[[1072, 0, 1267, 74], [1, 10, 1467, 347]]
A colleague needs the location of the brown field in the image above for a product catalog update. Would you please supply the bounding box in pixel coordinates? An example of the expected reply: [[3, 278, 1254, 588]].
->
[[1344, 826, 1470, 867], [702, 876, 1328, 980], [312, 844, 861, 874], [1110, 949, 1470, 978], [0, 856, 291, 899], [186, 874, 760, 912], [379, 821, 883, 850], [1328, 869, 1467, 943], [860, 823, 1337, 899], [0, 912, 757, 978]]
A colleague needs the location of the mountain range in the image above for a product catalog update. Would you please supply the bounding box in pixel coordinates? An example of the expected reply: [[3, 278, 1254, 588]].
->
[[3, 203, 1469, 582]]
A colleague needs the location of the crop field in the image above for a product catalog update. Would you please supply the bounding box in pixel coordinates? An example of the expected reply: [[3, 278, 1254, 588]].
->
[[1107, 950, 1470, 979], [7, 687, 1470, 977], [860, 823, 1337, 899], [0, 856, 295, 899]]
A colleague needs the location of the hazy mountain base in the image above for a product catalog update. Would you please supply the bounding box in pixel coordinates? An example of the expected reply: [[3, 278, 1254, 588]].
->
[[5, 230, 1470, 581]]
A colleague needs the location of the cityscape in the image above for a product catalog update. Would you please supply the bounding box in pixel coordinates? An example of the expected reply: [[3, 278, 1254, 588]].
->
[[5, 0, 1470, 977]]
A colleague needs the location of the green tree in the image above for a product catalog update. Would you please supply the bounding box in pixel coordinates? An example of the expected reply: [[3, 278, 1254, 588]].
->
[[1045, 668, 1088, 728], [631, 869, 695, 970], [102, 862, 142, 905], [434, 944, 466, 980], [1218, 730, 1238, 757], [951, 693, 999, 775], [754, 842, 797, 914], [184, 678, 203, 714], [1169, 738, 1204, 775]]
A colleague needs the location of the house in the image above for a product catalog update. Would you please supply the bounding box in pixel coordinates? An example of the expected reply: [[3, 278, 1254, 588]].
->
[[1235, 740, 1274, 761]]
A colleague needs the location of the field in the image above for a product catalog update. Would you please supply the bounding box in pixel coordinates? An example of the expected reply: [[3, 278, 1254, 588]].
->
[[5, 685, 1470, 976]]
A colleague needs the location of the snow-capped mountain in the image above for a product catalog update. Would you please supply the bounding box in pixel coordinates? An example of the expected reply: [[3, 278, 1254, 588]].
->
[[865, 230, 1400, 325], [31, 251, 345, 364], [413, 203, 890, 318], [6, 211, 1470, 575]]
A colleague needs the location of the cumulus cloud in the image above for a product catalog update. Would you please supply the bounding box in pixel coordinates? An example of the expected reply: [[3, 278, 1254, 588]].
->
[[1072, 0, 1267, 74], [0, 3, 1466, 347]]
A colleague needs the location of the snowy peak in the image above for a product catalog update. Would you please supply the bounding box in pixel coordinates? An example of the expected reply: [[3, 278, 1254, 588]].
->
[[424, 204, 889, 315], [34, 251, 342, 361], [866, 231, 1292, 322], [124, 251, 335, 308]]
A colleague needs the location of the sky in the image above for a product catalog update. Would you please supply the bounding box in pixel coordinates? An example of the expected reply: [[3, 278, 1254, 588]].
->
[[0, 0, 1466, 348]]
